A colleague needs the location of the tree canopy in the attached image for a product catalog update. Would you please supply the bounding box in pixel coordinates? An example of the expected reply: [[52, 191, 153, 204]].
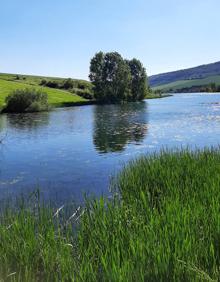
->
[[89, 51, 148, 103]]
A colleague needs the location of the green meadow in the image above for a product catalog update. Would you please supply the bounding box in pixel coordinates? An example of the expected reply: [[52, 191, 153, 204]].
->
[[153, 74, 220, 92], [1, 148, 220, 281], [0, 74, 88, 110], [0, 73, 90, 88]]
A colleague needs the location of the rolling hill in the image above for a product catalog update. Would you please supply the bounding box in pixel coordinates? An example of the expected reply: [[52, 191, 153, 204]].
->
[[149, 61, 220, 92], [153, 75, 220, 92], [0, 73, 91, 109]]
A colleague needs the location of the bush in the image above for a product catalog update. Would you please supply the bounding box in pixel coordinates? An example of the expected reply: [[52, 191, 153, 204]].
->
[[4, 88, 49, 113], [44, 80, 59, 88], [61, 78, 74, 90], [39, 79, 47, 86], [73, 88, 94, 100]]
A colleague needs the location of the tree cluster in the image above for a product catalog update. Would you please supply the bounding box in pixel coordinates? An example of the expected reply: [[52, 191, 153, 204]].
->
[[89, 52, 148, 103], [173, 83, 220, 93], [40, 78, 91, 91]]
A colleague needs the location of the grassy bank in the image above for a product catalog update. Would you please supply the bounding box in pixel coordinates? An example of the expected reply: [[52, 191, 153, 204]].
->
[[0, 77, 89, 110], [0, 73, 171, 112], [145, 93, 172, 99], [1, 149, 220, 281]]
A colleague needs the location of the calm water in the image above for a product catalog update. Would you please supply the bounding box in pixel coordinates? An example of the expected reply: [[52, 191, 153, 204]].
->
[[0, 93, 220, 203]]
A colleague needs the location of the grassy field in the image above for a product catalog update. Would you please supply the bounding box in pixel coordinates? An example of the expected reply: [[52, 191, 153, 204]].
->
[[153, 74, 220, 92], [1, 148, 220, 281], [0, 72, 90, 88], [0, 73, 92, 110]]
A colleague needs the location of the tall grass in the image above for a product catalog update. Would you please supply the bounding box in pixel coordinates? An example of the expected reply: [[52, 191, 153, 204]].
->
[[1, 149, 220, 281], [0, 192, 80, 281]]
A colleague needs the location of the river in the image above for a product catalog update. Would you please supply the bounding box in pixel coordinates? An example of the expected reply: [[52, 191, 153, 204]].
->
[[0, 93, 220, 203]]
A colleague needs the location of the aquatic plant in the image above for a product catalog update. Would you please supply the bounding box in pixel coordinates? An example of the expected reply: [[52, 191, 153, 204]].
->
[[1, 148, 220, 281]]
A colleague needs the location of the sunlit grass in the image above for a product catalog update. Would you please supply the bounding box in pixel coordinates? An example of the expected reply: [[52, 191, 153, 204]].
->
[[1, 148, 220, 281], [153, 74, 220, 91], [0, 79, 87, 110]]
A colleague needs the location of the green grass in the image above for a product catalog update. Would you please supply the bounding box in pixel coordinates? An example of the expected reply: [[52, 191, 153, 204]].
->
[[153, 74, 220, 91], [1, 148, 220, 281], [0, 72, 90, 88], [0, 79, 87, 110], [145, 93, 172, 99]]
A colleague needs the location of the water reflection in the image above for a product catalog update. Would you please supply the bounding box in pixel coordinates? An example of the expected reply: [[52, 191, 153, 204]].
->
[[1, 94, 220, 204], [0, 115, 7, 132], [6, 112, 50, 131], [93, 102, 148, 153]]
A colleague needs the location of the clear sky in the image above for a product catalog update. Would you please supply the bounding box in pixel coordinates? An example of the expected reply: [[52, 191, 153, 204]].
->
[[1, 0, 220, 79]]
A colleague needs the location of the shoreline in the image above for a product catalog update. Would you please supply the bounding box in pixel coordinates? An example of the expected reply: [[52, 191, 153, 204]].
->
[[0, 148, 219, 280], [0, 94, 172, 114]]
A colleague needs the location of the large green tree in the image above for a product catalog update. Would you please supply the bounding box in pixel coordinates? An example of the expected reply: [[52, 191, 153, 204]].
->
[[126, 58, 148, 101], [102, 52, 131, 102], [89, 51, 105, 100], [89, 51, 147, 103]]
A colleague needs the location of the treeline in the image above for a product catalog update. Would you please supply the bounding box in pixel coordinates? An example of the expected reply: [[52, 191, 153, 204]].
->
[[172, 83, 220, 93], [40, 78, 94, 100]]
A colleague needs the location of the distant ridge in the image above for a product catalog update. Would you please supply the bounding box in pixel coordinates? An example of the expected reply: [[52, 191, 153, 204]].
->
[[149, 61, 220, 87]]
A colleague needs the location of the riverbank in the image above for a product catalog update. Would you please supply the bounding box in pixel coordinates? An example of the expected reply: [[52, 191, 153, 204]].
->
[[1, 148, 220, 281], [145, 93, 172, 99], [0, 78, 89, 112], [0, 73, 172, 113]]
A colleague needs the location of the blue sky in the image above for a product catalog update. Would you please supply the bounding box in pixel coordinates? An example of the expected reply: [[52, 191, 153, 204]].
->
[[1, 0, 220, 79]]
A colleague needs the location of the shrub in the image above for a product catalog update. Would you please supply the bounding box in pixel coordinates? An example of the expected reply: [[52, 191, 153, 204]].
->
[[4, 88, 49, 113], [44, 80, 59, 88], [61, 78, 74, 90], [73, 88, 94, 100], [39, 79, 47, 86], [77, 81, 92, 90], [78, 84, 86, 90]]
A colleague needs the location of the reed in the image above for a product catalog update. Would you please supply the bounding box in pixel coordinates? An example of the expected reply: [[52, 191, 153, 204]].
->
[[1, 148, 220, 281]]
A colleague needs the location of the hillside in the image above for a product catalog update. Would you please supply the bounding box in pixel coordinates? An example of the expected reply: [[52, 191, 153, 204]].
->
[[153, 75, 220, 92], [0, 73, 91, 109], [0, 73, 91, 88], [149, 61, 220, 90]]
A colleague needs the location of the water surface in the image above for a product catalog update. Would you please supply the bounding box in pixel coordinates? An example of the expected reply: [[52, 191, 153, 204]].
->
[[0, 93, 220, 203]]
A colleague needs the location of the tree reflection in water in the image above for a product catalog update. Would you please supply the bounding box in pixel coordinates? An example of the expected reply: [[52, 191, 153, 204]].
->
[[6, 112, 50, 132], [93, 102, 148, 153]]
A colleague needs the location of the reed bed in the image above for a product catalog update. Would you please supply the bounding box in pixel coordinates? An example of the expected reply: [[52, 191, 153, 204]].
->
[[1, 148, 220, 281]]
